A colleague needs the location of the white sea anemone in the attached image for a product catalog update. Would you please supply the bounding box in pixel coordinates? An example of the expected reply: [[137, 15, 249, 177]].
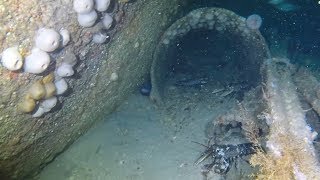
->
[[24, 48, 51, 74], [41, 96, 58, 112], [62, 51, 77, 67], [1, 47, 23, 71], [59, 28, 70, 47], [56, 63, 74, 77], [73, 0, 94, 14], [33, 96, 58, 117], [94, 0, 111, 12], [54, 78, 68, 95], [92, 32, 109, 44], [77, 10, 98, 27], [110, 72, 118, 81], [35, 28, 60, 52], [32, 107, 45, 118], [102, 13, 113, 29], [246, 14, 263, 30]]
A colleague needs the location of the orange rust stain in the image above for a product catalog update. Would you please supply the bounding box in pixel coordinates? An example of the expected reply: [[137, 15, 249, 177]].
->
[[7, 71, 19, 80]]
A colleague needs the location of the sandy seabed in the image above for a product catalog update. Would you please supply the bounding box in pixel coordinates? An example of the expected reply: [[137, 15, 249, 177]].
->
[[38, 90, 245, 180]]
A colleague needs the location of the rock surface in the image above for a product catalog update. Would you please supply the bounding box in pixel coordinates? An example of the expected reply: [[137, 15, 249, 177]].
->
[[0, 0, 190, 178]]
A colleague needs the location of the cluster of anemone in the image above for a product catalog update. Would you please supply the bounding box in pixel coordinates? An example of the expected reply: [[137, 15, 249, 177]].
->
[[0, 27, 73, 117], [1, 27, 72, 74], [74, 0, 114, 44], [74, 0, 113, 28], [18, 73, 68, 117], [0, 0, 119, 118]]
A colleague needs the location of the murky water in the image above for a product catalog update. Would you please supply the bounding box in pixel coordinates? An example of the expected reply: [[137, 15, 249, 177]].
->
[[37, 1, 320, 179]]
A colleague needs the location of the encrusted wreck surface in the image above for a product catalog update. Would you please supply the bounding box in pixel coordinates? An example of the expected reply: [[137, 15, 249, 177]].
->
[[150, 7, 271, 104]]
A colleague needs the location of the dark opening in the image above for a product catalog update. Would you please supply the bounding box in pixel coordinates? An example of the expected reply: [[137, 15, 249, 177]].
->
[[163, 29, 258, 102]]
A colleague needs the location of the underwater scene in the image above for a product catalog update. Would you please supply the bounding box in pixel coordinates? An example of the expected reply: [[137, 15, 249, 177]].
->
[[1, 0, 320, 179]]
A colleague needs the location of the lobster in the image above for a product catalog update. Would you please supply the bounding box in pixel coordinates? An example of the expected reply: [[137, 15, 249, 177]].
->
[[194, 141, 259, 175]]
